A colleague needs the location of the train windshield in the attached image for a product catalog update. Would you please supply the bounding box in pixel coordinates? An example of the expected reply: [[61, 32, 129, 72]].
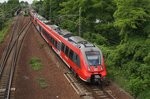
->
[[85, 51, 101, 66]]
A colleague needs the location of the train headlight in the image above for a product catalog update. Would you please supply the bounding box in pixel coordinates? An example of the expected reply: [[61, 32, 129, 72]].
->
[[88, 66, 90, 71]]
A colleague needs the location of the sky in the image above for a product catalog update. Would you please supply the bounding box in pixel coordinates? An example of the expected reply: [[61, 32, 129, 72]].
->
[[0, 0, 34, 4]]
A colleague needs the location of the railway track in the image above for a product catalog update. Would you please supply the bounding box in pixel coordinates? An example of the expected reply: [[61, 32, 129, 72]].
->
[[64, 72, 116, 99], [0, 15, 31, 99]]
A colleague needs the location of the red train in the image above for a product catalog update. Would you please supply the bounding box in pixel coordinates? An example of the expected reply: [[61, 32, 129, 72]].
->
[[30, 10, 107, 82]]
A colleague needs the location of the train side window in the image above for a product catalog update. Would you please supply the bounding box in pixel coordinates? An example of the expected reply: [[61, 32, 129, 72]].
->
[[52, 38, 54, 44], [42, 29, 44, 35], [50, 36, 52, 43], [43, 30, 47, 37], [53, 39, 55, 45], [73, 53, 76, 63], [63, 45, 66, 53], [73, 53, 81, 68], [54, 40, 56, 45], [57, 42, 61, 50], [65, 46, 69, 56], [69, 49, 73, 60], [42, 29, 53, 44], [48, 35, 51, 41], [61, 43, 65, 52], [53, 40, 56, 46], [54, 39, 57, 48]]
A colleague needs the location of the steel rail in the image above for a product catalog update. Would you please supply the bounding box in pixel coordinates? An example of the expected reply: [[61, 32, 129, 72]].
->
[[4, 22, 32, 99], [0, 16, 20, 72], [0, 19, 31, 78], [0, 14, 31, 99]]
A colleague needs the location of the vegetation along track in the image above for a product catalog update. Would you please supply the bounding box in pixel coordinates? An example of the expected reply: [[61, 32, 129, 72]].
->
[[0, 14, 31, 99]]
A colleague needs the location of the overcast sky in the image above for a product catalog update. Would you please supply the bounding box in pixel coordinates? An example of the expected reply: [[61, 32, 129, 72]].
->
[[0, 0, 34, 4]]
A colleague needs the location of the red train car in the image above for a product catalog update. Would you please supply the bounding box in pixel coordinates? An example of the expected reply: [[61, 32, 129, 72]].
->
[[30, 10, 107, 82]]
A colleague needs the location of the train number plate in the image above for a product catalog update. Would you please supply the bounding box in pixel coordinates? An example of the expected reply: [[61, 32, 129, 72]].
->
[[94, 68, 98, 71]]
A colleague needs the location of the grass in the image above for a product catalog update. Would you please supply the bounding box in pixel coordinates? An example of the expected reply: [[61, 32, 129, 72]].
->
[[36, 77, 48, 89], [0, 28, 7, 43], [30, 57, 48, 89], [29, 57, 42, 71], [0, 19, 12, 43]]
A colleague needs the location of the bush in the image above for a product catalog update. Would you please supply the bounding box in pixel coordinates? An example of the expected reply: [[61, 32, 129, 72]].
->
[[0, 19, 12, 43], [29, 57, 42, 71], [36, 77, 48, 89], [144, 53, 150, 64], [83, 32, 107, 45], [137, 89, 150, 99], [102, 37, 150, 98], [128, 77, 145, 97]]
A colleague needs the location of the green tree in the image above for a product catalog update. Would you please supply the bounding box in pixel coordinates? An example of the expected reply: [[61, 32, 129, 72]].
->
[[0, 8, 5, 29], [114, 0, 150, 42], [32, 0, 43, 16], [59, 0, 118, 44]]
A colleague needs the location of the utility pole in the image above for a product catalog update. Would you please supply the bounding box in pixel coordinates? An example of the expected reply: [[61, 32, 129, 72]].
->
[[57, 7, 81, 36], [50, 0, 52, 20], [79, 7, 81, 36]]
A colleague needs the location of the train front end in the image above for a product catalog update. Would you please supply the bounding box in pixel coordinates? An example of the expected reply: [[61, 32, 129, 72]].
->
[[81, 47, 107, 83]]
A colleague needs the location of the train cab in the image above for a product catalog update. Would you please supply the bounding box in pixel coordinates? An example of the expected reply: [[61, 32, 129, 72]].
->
[[68, 36, 106, 82]]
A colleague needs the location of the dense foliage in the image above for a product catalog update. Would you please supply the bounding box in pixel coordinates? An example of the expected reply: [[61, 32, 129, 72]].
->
[[0, 0, 20, 43], [2, 0, 20, 18], [32, 0, 150, 98], [0, 0, 20, 29]]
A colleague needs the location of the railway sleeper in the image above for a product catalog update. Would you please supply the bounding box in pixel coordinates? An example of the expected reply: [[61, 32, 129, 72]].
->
[[0, 88, 15, 92]]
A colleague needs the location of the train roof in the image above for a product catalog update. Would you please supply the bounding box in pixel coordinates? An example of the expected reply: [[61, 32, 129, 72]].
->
[[33, 12, 50, 24], [46, 24, 73, 37], [33, 12, 96, 49], [68, 36, 95, 48], [69, 36, 85, 43]]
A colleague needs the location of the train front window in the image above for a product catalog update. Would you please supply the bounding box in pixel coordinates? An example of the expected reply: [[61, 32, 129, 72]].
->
[[86, 51, 101, 66]]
